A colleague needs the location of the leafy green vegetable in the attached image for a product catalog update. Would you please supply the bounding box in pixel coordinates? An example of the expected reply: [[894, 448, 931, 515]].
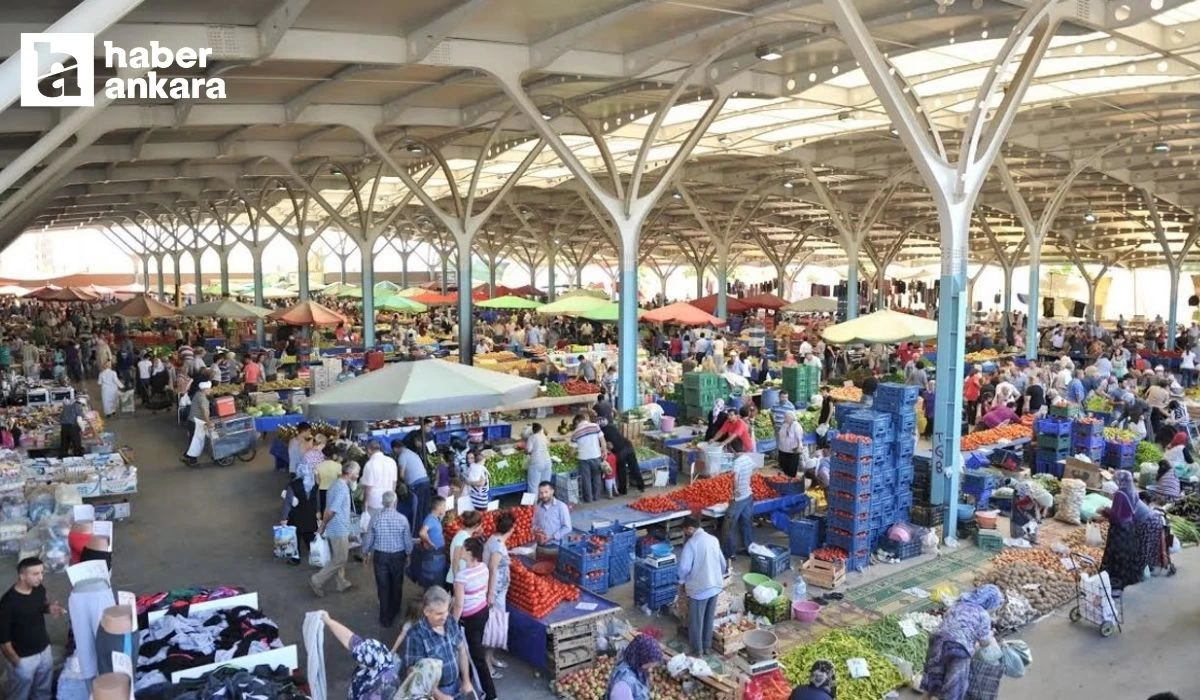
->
[[1135, 441, 1164, 465], [1167, 514, 1199, 544], [846, 616, 930, 670], [779, 630, 905, 700]]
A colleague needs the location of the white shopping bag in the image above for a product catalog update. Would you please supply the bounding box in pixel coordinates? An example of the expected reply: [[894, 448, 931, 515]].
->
[[309, 534, 331, 568]]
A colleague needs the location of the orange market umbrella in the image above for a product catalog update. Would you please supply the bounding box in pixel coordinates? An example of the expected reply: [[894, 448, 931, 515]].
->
[[26, 284, 63, 300], [642, 301, 726, 327], [741, 293, 788, 310], [103, 294, 181, 319], [410, 292, 457, 306], [689, 294, 748, 315], [268, 300, 348, 326]]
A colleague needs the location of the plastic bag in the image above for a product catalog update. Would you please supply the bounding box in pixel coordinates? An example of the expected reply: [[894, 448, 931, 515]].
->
[[752, 584, 778, 605], [483, 607, 508, 650], [1085, 522, 1103, 547], [921, 528, 940, 555], [689, 657, 714, 677], [273, 525, 298, 560], [309, 534, 331, 568], [27, 492, 56, 524], [0, 496, 26, 521], [930, 583, 958, 605], [1000, 640, 1031, 678], [667, 653, 690, 679]]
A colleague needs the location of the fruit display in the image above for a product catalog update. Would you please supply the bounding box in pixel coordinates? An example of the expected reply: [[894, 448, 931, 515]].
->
[[245, 403, 299, 418], [564, 378, 602, 395], [1084, 395, 1113, 412], [507, 558, 579, 618], [811, 547, 847, 563], [964, 349, 999, 363], [258, 378, 309, 392], [443, 505, 535, 547], [960, 423, 1031, 450], [209, 383, 243, 397], [552, 656, 722, 700], [627, 495, 684, 513], [1103, 426, 1138, 445], [485, 451, 528, 486], [752, 411, 775, 440], [828, 386, 862, 402], [779, 630, 904, 700]]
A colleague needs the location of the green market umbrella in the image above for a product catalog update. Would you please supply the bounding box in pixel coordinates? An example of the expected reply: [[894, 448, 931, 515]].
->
[[339, 286, 364, 298], [320, 282, 357, 296], [536, 295, 608, 317], [375, 295, 429, 313], [261, 286, 299, 299], [577, 301, 645, 322], [375, 280, 402, 294], [181, 298, 273, 319], [477, 295, 543, 310], [201, 282, 224, 295]]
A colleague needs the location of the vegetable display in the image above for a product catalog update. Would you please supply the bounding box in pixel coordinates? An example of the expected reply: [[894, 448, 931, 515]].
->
[[752, 412, 776, 440], [1031, 473, 1061, 495], [1102, 426, 1138, 444], [564, 378, 602, 395], [443, 506, 535, 547], [486, 452, 528, 486], [544, 382, 568, 397], [1168, 514, 1199, 544], [960, 423, 1031, 450], [973, 561, 1075, 618], [811, 547, 847, 563], [1169, 493, 1200, 521], [552, 656, 721, 700], [627, 495, 684, 513], [797, 408, 820, 433], [1135, 441, 1164, 465], [779, 630, 904, 700], [846, 616, 929, 670], [1084, 395, 1113, 412], [629, 472, 779, 513], [507, 558, 579, 618], [828, 386, 863, 402]]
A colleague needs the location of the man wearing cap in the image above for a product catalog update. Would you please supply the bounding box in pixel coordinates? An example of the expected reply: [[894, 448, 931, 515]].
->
[[182, 381, 212, 465]]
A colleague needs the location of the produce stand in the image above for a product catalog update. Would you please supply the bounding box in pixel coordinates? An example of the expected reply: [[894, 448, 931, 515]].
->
[[357, 420, 513, 446], [252, 413, 306, 434], [497, 392, 599, 413], [508, 572, 620, 676], [571, 502, 691, 532]]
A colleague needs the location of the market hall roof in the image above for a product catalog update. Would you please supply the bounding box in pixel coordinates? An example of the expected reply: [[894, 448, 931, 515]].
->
[[2, 0, 1199, 272]]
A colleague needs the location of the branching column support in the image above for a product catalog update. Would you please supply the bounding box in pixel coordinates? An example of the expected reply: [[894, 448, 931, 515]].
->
[[861, 232, 908, 310], [1145, 194, 1200, 350], [1062, 236, 1140, 325], [824, 0, 1067, 538], [680, 186, 764, 319], [979, 215, 1028, 334], [804, 163, 907, 321], [965, 253, 996, 314], [349, 123, 546, 364], [754, 224, 815, 301], [676, 236, 717, 301], [999, 138, 1130, 360], [218, 185, 281, 343]]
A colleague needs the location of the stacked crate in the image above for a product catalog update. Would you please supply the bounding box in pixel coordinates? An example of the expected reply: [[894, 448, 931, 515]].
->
[[782, 364, 820, 406], [1033, 417, 1071, 477], [683, 371, 726, 422], [827, 413, 889, 571], [557, 532, 610, 594], [874, 383, 919, 521], [592, 523, 637, 587], [633, 559, 678, 611], [1102, 437, 1136, 469], [961, 469, 998, 510], [1071, 416, 1105, 462]]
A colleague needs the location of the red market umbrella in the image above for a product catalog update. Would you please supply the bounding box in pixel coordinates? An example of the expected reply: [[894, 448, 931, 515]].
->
[[41, 287, 100, 302], [508, 285, 545, 299], [26, 284, 63, 300], [268, 300, 348, 326], [409, 292, 457, 306], [689, 294, 748, 315], [741, 293, 788, 310], [102, 294, 180, 319], [642, 301, 726, 327]]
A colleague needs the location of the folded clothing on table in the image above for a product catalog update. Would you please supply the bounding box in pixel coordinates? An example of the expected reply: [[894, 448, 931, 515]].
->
[[137, 663, 310, 700], [134, 605, 283, 692]]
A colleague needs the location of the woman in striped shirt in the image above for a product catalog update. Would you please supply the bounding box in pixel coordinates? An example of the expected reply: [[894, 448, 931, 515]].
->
[[452, 538, 496, 700]]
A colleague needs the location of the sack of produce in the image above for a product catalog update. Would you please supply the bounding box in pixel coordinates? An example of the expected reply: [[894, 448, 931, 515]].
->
[[1055, 478, 1086, 525]]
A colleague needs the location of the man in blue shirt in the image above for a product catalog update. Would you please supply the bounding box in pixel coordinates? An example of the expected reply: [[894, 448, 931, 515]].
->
[[678, 517, 727, 656], [532, 481, 572, 545], [1067, 370, 1087, 405], [311, 461, 360, 597]]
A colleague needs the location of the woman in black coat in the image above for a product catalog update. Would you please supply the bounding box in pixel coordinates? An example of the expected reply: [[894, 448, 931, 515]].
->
[[281, 475, 319, 565]]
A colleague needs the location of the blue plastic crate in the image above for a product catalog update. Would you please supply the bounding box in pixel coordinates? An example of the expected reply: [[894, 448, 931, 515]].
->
[[634, 584, 677, 610], [1034, 453, 1064, 477], [1085, 410, 1113, 425], [787, 518, 822, 557], [891, 411, 917, 436], [1102, 451, 1134, 469], [1105, 440, 1137, 457], [846, 550, 872, 572], [831, 437, 875, 460], [963, 469, 998, 494], [871, 470, 896, 494], [829, 471, 872, 497], [750, 543, 791, 578], [834, 402, 866, 426], [829, 527, 870, 552], [1072, 419, 1104, 438], [897, 492, 914, 513], [828, 508, 871, 533], [1035, 417, 1072, 437], [830, 456, 871, 479], [1071, 434, 1105, 450], [609, 550, 632, 587], [634, 560, 678, 589], [769, 479, 806, 496], [591, 522, 637, 554], [965, 488, 992, 510], [575, 572, 610, 594], [843, 411, 894, 441], [558, 536, 609, 575], [1074, 445, 1104, 462]]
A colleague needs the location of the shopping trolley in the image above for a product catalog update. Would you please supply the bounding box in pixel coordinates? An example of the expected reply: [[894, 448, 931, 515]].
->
[[1067, 551, 1123, 637]]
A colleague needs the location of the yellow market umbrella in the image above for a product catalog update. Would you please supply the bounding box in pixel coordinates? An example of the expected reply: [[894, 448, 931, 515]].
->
[[396, 286, 431, 298], [821, 309, 937, 344], [536, 295, 608, 317], [782, 297, 838, 313]]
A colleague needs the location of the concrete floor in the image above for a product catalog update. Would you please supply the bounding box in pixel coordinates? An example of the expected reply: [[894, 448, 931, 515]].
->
[[3, 405, 1198, 699]]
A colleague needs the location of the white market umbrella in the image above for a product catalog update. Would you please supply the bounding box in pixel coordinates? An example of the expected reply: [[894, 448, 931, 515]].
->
[[0, 285, 29, 296], [182, 298, 273, 319], [782, 297, 838, 313], [306, 358, 539, 421], [821, 309, 938, 344]]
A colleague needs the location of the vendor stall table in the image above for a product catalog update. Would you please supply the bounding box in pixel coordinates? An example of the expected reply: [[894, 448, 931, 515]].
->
[[253, 413, 306, 434], [359, 420, 513, 446], [508, 575, 620, 676], [496, 393, 599, 413]]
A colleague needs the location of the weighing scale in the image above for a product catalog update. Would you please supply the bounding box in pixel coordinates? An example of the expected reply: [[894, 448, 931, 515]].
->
[[644, 553, 677, 568], [730, 653, 780, 677]]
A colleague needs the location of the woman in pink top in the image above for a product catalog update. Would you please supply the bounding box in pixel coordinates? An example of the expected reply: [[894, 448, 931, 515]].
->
[[453, 538, 495, 699]]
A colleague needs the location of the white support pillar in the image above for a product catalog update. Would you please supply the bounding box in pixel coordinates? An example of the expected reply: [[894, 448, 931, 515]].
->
[[822, 0, 1067, 540]]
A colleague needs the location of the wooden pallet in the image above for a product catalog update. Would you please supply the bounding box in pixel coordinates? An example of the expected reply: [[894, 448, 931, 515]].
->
[[800, 558, 846, 589], [548, 646, 595, 678]]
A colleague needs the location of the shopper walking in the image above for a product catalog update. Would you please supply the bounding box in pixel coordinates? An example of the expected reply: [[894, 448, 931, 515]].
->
[[399, 438, 433, 531], [452, 538, 496, 700], [0, 557, 64, 700], [524, 422, 552, 493], [571, 412, 606, 503], [677, 517, 727, 656], [361, 440, 398, 525], [311, 461, 359, 597], [483, 512, 513, 678], [776, 410, 806, 481], [363, 491, 414, 628], [58, 397, 84, 459], [398, 587, 475, 699], [602, 421, 646, 495]]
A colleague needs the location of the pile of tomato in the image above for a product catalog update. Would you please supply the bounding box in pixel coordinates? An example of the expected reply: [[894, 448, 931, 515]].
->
[[563, 378, 602, 395], [507, 559, 580, 618], [812, 546, 848, 563], [443, 505, 535, 547], [630, 472, 783, 513], [629, 495, 684, 513]]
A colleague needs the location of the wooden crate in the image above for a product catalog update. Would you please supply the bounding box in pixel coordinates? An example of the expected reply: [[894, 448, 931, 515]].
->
[[800, 558, 846, 589], [712, 628, 744, 656], [548, 645, 595, 679]]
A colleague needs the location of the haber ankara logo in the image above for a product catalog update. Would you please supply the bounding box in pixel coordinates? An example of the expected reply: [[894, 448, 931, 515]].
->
[[20, 33, 94, 107]]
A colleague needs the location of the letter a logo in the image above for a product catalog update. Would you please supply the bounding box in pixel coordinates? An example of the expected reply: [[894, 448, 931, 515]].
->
[[20, 33, 94, 107]]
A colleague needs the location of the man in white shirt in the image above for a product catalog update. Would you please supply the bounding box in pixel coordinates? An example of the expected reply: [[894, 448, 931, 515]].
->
[[570, 413, 606, 503], [136, 353, 152, 402], [694, 334, 710, 359], [711, 335, 726, 360], [359, 440, 398, 523], [798, 339, 812, 357]]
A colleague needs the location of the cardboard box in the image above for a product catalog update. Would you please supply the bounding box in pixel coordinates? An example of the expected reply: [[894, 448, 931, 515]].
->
[[1064, 457, 1106, 490]]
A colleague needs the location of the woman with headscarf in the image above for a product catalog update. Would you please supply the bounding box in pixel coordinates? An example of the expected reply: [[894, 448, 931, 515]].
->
[[704, 398, 727, 441], [1100, 470, 1145, 590], [920, 584, 1004, 700], [317, 611, 404, 699], [605, 633, 663, 700], [1153, 460, 1182, 504], [789, 659, 837, 700], [1008, 481, 1041, 542]]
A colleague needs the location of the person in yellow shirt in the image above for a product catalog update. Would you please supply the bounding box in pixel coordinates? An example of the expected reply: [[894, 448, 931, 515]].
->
[[315, 443, 343, 513]]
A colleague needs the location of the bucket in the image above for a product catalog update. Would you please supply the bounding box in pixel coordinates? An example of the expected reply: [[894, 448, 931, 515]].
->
[[761, 387, 780, 410], [660, 415, 676, 432], [792, 600, 821, 622], [975, 510, 999, 529], [956, 503, 976, 522], [467, 428, 485, 443]]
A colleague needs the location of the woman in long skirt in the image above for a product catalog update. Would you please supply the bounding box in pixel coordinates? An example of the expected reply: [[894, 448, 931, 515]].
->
[[1100, 470, 1145, 590], [97, 361, 124, 418]]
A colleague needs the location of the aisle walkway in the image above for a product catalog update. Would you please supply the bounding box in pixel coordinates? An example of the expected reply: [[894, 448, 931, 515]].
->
[[2, 407, 1197, 698]]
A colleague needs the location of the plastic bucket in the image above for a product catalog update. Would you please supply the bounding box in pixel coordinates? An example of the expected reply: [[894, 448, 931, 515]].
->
[[660, 415, 676, 432], [761, 387, 780, 410], [792, 600, 821, 622]]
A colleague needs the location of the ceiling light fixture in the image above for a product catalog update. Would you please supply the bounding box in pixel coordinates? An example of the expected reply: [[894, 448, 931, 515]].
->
[[672, 191, 683, 200], [1153, 141, 1170, 153], [718, 135, 732, 145], [1083, 209, 1097, 224], [405, 143, 424, 153], [783, 180, 795, 189], [755, 46, 783, 61]]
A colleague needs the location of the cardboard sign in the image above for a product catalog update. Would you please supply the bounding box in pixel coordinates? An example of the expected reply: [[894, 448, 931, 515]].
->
[[92, 520, 114, 540], [117, 591, 137, 631], [486, 499, 499, 512], [519, 492, 536, 506], [1064, 457, 1105, 490], [111, 651, 135, 700]]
